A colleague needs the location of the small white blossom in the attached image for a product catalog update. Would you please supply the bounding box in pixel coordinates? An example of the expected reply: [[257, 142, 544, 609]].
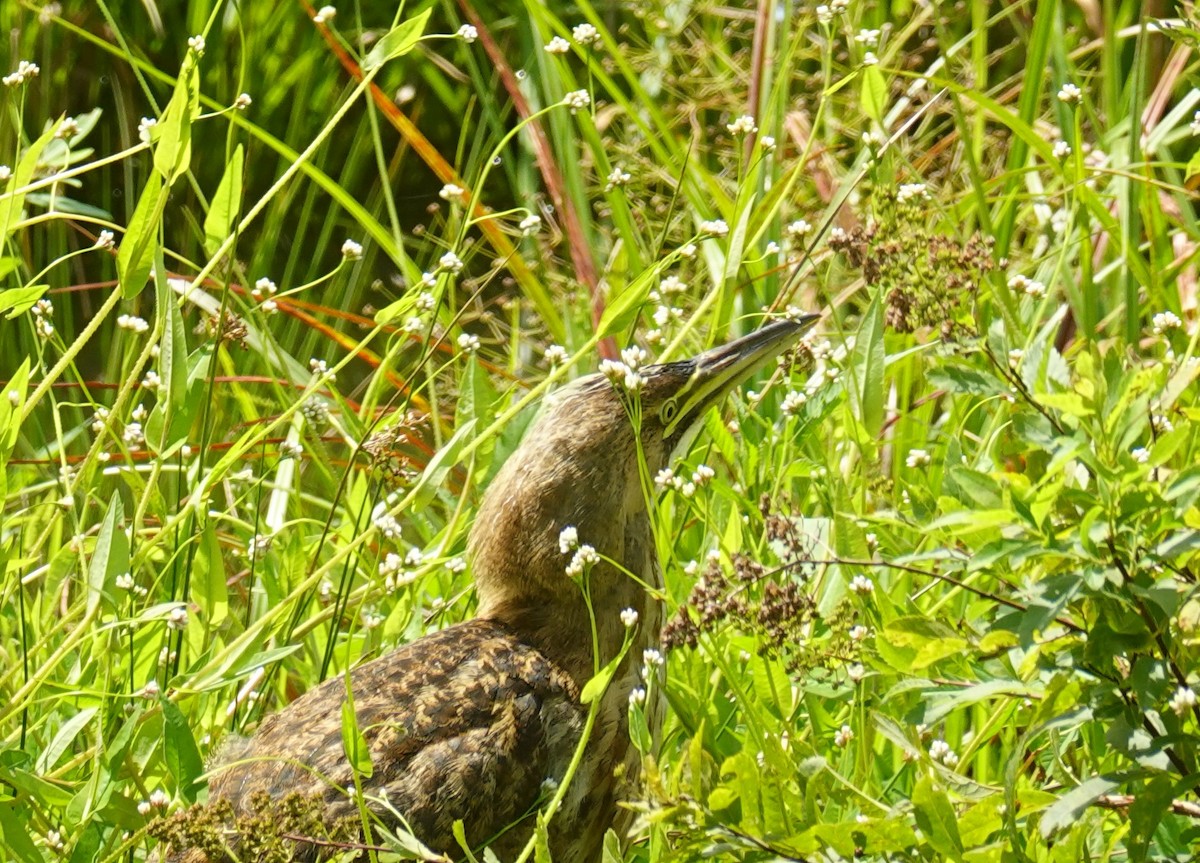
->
[[95, 230, 116, 250], [167, 606, 188, 630], [45, 830, 64, 850], [855, 28, 881, 46], [138, 800, 152, 816], [847, 663, 866, 682], [678, 242, 697, 257], [764, 241, 780, 255], [760, 135, 776, 151], [416, 290, 436, 310], [187, 34, 206, 53], [692, 464, 715, 485], [544, 344, 568, 365], [234, 92, 252, 110], [620, 345, 647, 368], [862, 51, 879, 66], [312, 6, 336, 24], [1152, 311, 1182, 334], [642, 648, 664, 668], [439, 251, 464, 272], [905, 448, 931, 468], [896, 183, 929, 203], [116, 572, 135, 591], [562, 89, 591, 112], [149, 789, 170, 809], [544, 36, 571, 54], [138, 116, 158, 143], [6, 390, 18, 407], [252, 276, 278, 299], [781, 390, 807, 415], [2, 60, 40, 87], [816, 5, 833, 24], [309, 357, 332, 377], [117, 314, 150, 333], [849, 574, 875, 595], [620, 607, 639, 628], [628, 686, 647, 706], [0, 165, 11, 182], [341, 239, 363, 260], [439, 183, 465, 202], [786, 219, 813, 238], [246, 533, 273, 561], [605, 165, 631, 190], [660, 275, 686, 294], [1057, 83, 1082, 104], [123, 422, 145, 448], [141, 370, 161, 390], [834, 724, 854, 747], [699, 219, 729, 237], [1131, 447, 1150, 464], [572, 23, 599, 45], [654, 467, 676, 489], [849, 624, 868, 641], [445, 556, 467, 574], [457, 333, 480, 353], [56, 117, 80, 139], [1052, 140, 1072, 160], [566, 544, 600, 577], [141, 679, 161, 699], [403, 316, 423, 333], [726, 114, 757, 136], [1169, 686, 1197, 716], [1008, 349, 1024, 365], [519, 213, 541, 234], [457, 24, 478, 42], [372, 504, 403, 540], [559, 526, 579, 554]]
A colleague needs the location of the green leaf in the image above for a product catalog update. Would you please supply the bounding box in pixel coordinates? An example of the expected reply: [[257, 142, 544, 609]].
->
[[0, 120, 59, 241], [87, 493, 128, 620], [848, 292, 885, 436], [145, 265, 191, 452], [153, 53, 200, 184], [192, 520, 228, 627], [362, 9, 432, 71], [116, 174, 164, 298], [161, 696, 205, 801], [581, 640, 632, 704], [861, 64, 888, 121], [913, 777, 964, 861], [411, 419, 476, 511], [0, 284, 48, 318], [1128, 776, 1175, 862], [534, 810, 552, 863], [0, 805, 44, 863], [34, 708, 97, 774], [340, 696, 373, 779], [1039, 774, 1121, 838], [203, 144, 244, 256]]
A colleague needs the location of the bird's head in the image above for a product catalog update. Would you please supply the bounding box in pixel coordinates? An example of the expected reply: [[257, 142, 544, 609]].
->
[[470, 316, 819, 656]]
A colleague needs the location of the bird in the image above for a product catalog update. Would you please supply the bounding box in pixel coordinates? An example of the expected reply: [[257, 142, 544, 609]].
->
[[157, 316, 817, 863]]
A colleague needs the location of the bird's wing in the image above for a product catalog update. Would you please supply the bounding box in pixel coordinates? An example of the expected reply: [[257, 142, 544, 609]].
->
[[207, 619, 583, 858]]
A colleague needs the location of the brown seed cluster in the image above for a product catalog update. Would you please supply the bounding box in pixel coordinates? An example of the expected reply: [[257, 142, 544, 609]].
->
[[828, 189, 995, 341], [149, 792, 358, 862], [362, 410, 428, 488]]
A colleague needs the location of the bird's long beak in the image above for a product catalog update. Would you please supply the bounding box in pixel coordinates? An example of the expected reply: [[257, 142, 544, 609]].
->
[[665, 315, 820, 443]]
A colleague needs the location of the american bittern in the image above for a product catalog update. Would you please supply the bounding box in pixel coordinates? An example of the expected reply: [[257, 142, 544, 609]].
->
[[160, 317, 817, 862]]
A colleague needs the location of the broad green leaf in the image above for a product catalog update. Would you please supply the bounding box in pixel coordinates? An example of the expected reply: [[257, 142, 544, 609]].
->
[[154, 53, 200, 184], [581, 642, 630, 704], [861, 64, 888, 120], [410, 419, 476, 511], [161, 696, 205, 801], [0, 284, 48, 318], [340, 697, 373, 779], [0, 120, 59, 241], [1039, 774, 1121, 838], [192, 520, 228, 627], [913, 777, 964, 861], [145, 263, 191, 452], [363, 9, 432, 71], [203, 143, 244, 256], [35, 708, 97, 774], [0, 805, 43, 863], [849, 293, 885, 436], [87, 493, 128, 620], [116, 174, 164, 298]]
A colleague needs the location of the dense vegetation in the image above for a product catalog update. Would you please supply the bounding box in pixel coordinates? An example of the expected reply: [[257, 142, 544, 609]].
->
[[2, 1, 1199, 860]]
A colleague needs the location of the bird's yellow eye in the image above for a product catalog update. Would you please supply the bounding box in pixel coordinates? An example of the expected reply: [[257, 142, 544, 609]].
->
[[661, 399, 678, 424]]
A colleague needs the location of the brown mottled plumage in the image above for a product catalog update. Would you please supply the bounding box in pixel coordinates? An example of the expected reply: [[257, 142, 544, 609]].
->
[[159, 318, 816, 863]]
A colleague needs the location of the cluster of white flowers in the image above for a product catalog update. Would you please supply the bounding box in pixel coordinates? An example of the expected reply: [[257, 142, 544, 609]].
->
[[760, 136, 776, 152], [519, 213, 541, 234], [1152, 310, 1182, 334], [896, 183, 929, 203], [0, 165, 11, 182], [3, 60, 40, 87], [167, 605, 189, 631], [234, 92, 252, 110], [309, 357, 334, 380], [600, 358, 644, 392], [699, 218, 728, 237], [138, 116, 158, 143], [1168, 685, 1197, 716], [544, 36, 570, 54], [439, 250, 464, 273], [457, 24, 478, 42], [834, 724, 854, 747], [849, 574, 875, 595], [1007, 274, 1047, 298], [137, 788, 171, 816], [862, 52, 879, 66], [678, 242, 697, 257], [620, 607, 639, 628], [815, 0, 848, 24], [457, 332, 480, 353], [786, 219, 813, 239], [117, 314, 150, 333], [660, 275, 687, 294], [726, 114, 757, 136], [781, 390, 807, 416], [246, 533, 272, 562], [95, 230, 116, 250], [312, 6, 336, 24], [279, 440, 304, 459], [628, 686, 647, 706], [565, 544, 599, 577], [544, 344, 568, 366], [252, 276, 278, 314], [1057, 83, 1082, 104], [361, 607, 385, 629], [605, 165, 631, 191], [572, 23, 600, 45], [1052, 140, 1072, 160], [855, 28, 880, 46], [341, 238, 363, 260], [372, 507, 403, 540], [439, 182, 465, 202], [905, 448, 931, 468], [123, 421, 145, 449], [141, 369, 160, 390], [187, 34, 206, 53], [848, 624, 869, 641], [31, 298, 54, 339], [56, 116, 80, 139], [558, 525, 579, 554], [641, 648, 664, 679], [562, 89, 591, 112], [929, 738, 960, 766], [1131, 447, 1150, 464]]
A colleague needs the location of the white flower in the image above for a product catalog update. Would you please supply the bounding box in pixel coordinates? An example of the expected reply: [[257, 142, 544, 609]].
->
[[56, 117, 79, 139], [141, 679, 161, 699], [1052, 140, 1072, 160], [261, 299, 278, 314], [786, 219, 813, 238], [816, 5, 833, 24], [855, 28, 880, 46], [692, 464, 715, 485], [544, 36, 571, 54], [116, 572, 135, 591], [341, 239, 363, 260], [457, 24, 478, 42], [628, 686, 647, 706], [848, 624, 868, 641], [605, 165, 631, 190], [1057, 83, 1082, 104], [905, 448, 931, 468], [445, 556, 467, 573], [457, 333, 480, 353], [403, 316, 423, 333], [519, 213, 541, 234], [572, 23, 599, 45], [896, 183, 929, 203], [620, 607, 639, 628], [6, 390, 18, 407], [138, 800, 152, 815], [699, 219, 728, 236], [372, 504, 403, 540], [847, 663, 866, 682], [1191, 110, 1200, 136], [760, 135, 776, 151], [2, 60, 40, 87], [544, 344, 568, 365], [562, 89, 591, 112], [252, 276, 278, 299], [1008, 349, 1024, 365], [834, 724, 854, 747], [642, 648, 664, 668], [1152, 311, 1182, 334], [234, 92, 252, 110], [726, 114, 757, 136], [439, 183, 465, 202], [765, 241, 780, 255], [416, 290, 436, 309], [312, 5, 336, 24], [929, 739, 958, 766], [781, 390, 807, 415], [439, 251, 464, 272], [654, 467, 676, 489], [187, 34, 206, 53], [117, 314, 150, 333], [95, 230, 115, 250], [149, 788, 170, 809], [1169, 686, 1197, 716], [862, 51, 879, 66], [122, 422, 145, 448], [566, 544, 599, 577], [849, 574, 875, 595], [678, 242, 697, 257], [138, 116, 158, 143], [620, 346, 647, 368], [0, 165, 11, 182], [309, 357, 331, 376], [167, 606, 188, 630], [141, 370, 161, 390], [558, 526, 579, 554]]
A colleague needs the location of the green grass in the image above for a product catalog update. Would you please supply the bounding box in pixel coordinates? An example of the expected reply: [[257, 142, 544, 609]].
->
[[2, 0, 1199, 860]]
